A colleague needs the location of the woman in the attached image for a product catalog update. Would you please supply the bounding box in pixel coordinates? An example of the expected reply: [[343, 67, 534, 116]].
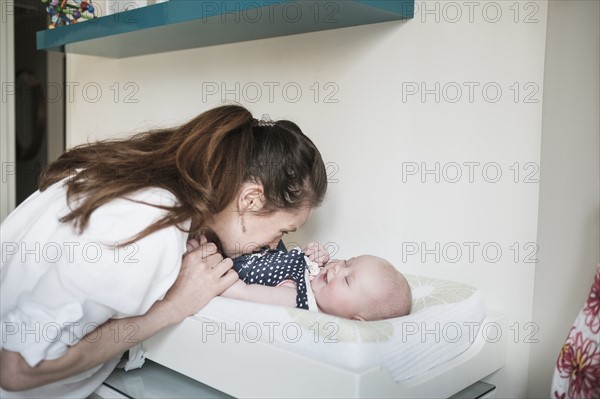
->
[[0, 105, 327, 397]]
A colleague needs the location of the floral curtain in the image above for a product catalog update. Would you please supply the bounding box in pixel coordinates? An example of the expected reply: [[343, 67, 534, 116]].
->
[[552, 264, 600, 399]]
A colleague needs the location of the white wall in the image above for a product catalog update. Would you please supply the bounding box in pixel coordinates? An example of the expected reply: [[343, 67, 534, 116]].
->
[[66, 2, 553, 396], [528, 1, 600, 397]]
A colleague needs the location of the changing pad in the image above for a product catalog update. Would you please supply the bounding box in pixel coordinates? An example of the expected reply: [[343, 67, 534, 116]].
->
[[194, 274, 486, 382]]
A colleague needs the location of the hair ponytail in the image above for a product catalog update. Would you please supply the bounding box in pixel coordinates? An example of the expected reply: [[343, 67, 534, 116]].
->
[[40, 105, 327, 244]]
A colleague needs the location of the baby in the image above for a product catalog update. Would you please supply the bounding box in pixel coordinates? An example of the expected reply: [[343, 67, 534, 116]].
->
[[221, 245, 412, 321]]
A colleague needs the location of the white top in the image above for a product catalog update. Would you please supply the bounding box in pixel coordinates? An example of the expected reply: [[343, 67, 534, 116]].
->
[[0, 180, 189, 398]]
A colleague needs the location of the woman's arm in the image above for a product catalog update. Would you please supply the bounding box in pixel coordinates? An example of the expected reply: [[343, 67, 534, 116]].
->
[[0, 240, 238, 392], [0, 301, 174, 391], [221, 280, 296, 307]]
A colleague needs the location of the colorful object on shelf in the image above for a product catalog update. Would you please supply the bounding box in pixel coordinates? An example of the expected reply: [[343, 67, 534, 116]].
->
[[42, 0, 97, 28]]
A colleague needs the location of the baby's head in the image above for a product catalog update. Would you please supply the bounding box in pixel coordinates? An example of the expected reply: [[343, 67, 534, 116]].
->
[[310, 255, 411, 321]]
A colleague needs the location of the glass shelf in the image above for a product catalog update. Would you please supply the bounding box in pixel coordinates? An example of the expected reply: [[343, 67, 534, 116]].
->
[[36, 0, 414, 58]]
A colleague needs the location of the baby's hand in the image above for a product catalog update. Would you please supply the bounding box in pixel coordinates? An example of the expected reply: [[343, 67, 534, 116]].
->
[[303, 242, 330, 266]]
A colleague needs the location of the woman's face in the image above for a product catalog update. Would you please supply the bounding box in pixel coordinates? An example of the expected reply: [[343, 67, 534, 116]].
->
[[210, 206, 311, 258]]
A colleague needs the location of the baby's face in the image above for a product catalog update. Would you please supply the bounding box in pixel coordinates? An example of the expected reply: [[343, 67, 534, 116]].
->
[[310, 255, 388, 320]]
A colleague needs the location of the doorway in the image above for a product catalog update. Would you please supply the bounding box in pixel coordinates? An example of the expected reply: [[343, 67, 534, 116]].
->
[[14, 0, 65, 205]]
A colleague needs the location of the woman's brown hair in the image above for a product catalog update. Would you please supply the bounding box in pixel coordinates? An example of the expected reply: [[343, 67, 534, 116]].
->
[[40, 105, 327, 243]]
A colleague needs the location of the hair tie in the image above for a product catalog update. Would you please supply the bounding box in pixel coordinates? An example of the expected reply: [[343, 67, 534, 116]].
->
[[258, 114, 276, 127]]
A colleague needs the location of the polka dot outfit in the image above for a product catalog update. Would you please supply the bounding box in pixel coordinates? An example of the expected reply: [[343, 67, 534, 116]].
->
[[232, 248, 309, 309]]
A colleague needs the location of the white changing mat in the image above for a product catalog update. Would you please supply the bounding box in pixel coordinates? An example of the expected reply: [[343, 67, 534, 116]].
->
[[195, 274, 486, 382]]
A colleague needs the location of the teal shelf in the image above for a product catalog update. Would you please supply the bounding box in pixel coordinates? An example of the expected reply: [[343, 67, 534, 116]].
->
[[37, 0, 414, 58]]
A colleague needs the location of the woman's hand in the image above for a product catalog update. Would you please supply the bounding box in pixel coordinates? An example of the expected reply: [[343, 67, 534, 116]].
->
[[185, 234, 203, 253], [303, 241, 330, 266], [162, 235, 238, 323]]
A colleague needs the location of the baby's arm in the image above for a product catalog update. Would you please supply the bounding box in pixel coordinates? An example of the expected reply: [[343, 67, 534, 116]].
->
[[221, 280, 297, 307]]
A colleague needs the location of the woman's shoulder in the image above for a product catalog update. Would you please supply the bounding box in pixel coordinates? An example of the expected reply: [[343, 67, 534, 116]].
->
[[124, 186, 180, 207], [91, 187, 182, 227], [75, 186, 187, 245]]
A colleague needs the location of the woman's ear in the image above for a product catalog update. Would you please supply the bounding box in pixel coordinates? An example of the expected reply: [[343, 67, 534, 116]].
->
[[237, 182, 265, 212]]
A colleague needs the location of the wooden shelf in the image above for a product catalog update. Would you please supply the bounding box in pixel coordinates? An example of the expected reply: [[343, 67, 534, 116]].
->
[[36, 0, 414, 58]]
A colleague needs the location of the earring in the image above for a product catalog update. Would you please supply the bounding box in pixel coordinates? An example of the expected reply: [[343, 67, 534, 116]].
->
[[241, 213, 246, 233]]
